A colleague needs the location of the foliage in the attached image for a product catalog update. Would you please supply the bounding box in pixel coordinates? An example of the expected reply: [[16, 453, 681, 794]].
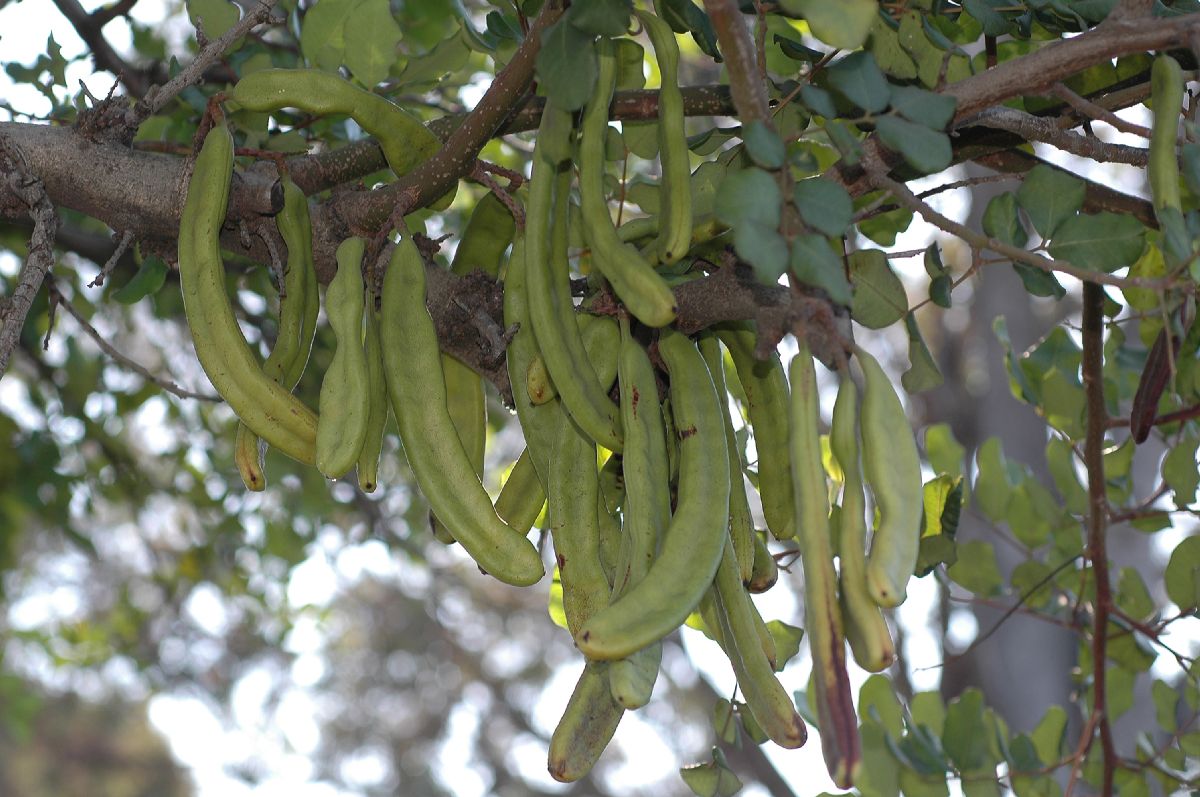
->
[[0, 0, 1199, 795]]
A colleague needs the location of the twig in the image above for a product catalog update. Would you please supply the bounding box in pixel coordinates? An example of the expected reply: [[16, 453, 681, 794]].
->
[[51, 0, 148, 98], [1051, 82, 1154, 140], [964, 106, 1149, 166], [1064, 707, 1104, 797], [49, 286, 221, 402], [0, 134, 58, 380], [129, 0, 281, 126], [861, 152, 1173, 291], [88, 229, 134, 287], [1081, 280, 1116, 797]]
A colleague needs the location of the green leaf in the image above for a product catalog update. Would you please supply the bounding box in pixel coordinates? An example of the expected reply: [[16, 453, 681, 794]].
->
[[964, 0, 1013, 35], [341, 0, 403, 86], [395, 29, 471, 88], [1181, 142, 1200, 197], [187, 0, 240, 41], [624, 120, 659, 159], [654, 0, 720, 60], [911, 691, 946, 736], [1045, 437, 1088, 514], [567, 0, 631, 36], [800, 85, 838, 119], [921, 474, 962, 541], [875, 115, 952, 175], [1162, 434, 1200, 509], [924, 425, 964, 477], [299, 0, 358, 72], [1152, 679, 1179, 733], [826, 51, 891, 114], [868, 16, 918, 80], [1030, 706, 1067, 766], [1165, 535, 1200, 611], [1116, 567, 1155, 621], [712, 698, 739, 744], [735, 222, 789, 283], [535, 20, 597, 111], [981, 193, 1027, 248], [947, 541, 1003, 596], [889, 85, 957, 130], [791, 234, 850, 304], [860, 674, 904, 736], [782, 0, 876, 49], [793, 178, 852, 238], [942, 688, 988, 771], [112, 256, 168, 304], [1046, 213, 1147, 273], [849, 249, 907, 329], [1107, 666, 1135, 720], [774, 34, 823, 63], [1015, 165, 1085, 240], [903, 313, 943, 393], [974, 438, 1013, 521], [1012, 262, 1066, 299], [765, 620, 804, 671], [680, 749, 743, 797], [858, 722, 902, 797], [743, 120, 786, 169], [715, 167, 781, 228]]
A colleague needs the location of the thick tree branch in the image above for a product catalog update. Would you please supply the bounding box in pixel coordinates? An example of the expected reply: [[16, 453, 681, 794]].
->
[[702, 0, 770, 124], [0, 135, 58, 380]]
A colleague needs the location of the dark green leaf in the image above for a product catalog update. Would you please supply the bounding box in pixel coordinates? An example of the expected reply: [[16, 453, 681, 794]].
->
[[981, 193, 1027, 248], [791, 234, 850, 304], [567, 0, 632, 36], [889, 85, 957, 130], [535, 20, 597, 111], [1165, 535, 1200, 611], [947, 541, 1003, 595], [765, 620, 804, 670], [1029, 706, 1067, 766], [942, 688, 989, 771], [793, 177, 852, 237], [800, 84, 838, 119], [1163, 435, 1200, 509], [735, 222, 789, 282], [1012, 262, 1066, 299], [341, 0, 403, 86], [964, 0, 1013, 35], [774, 34, 823, 62], [112, 257, 168, 305], [1046, 213, 1147, 273], [875, 115, 952, 175], [780, 0, 876, 49], [714, 167, 781, 228], [827, 51, 891, 114], [744, 120, 786, 169], [849, 249, 907, 329], [654, 0, 720, 60], [903, 314, 943, 393], [1015, 165, 1085, 239]]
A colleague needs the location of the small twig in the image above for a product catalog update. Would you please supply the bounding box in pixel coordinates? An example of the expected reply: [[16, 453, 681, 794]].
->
[[470, 161, 525, 228], [50, 286, 221, 402], [129, 0, 281, 126], [1064, 707, 1104, 797], [1051, 82, 1155, 140], [88, 229, 134, 287], [0, 134, 58, 381], [964, 106, 1150, 166]]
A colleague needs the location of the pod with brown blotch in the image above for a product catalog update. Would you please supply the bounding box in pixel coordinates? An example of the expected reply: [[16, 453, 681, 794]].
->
[[830, 372, 896, 673], [747, 532, 778, 593], [700, 334, 756, 584], [356, 295, 390, 493], [576, 328, 729, 661], [790, 345, 861, 788], [234, 424, 266, 491], [177, 123, 318, 465], [547, 660, 624, 783], [380, 232, 543, 587], [548, 412, 612, 637], [711, 536, 808, 749], [716, 323, 795, 541], [494, 448, 546, 533], [316, 237, 371, 479], [855, 345, 923, 609], [578, 37, 677, 327]]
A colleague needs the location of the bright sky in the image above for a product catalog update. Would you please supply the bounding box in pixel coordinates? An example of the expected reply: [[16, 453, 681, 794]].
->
[[2, 2, 1198, 796]]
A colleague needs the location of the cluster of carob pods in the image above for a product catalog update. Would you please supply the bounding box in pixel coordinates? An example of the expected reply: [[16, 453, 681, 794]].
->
[[177, 14, 925, 788]]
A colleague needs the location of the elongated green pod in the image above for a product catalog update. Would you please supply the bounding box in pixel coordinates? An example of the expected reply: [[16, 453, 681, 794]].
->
[[234, 423, 266, 491], [494, 448, 546, 533], [229, 69, 440, 178], [549, 413, 611, 636], [830, 374, 896, 673], [381, 233, 543, 586], [548, 660, 624, 782], [716, 323, 795, 540], [598, 450, 625, 515], [636, 10, 692, 265], [747, 532, 778, 593], [577, 329, 729, 660], [431, 352, 487, 539], [790, 346, 861, 788], [700, 334, 755, 584], [503, 232, 563, 488], [528, 314, 621, 407], [356, 297, 389, 493], [316, 237, 371, 478], [711, 537, 808, 748], [1149, 55, 1184, 217], [178, 123, 317, 464], [855, 346, 922, 608], [608, 642, 662, 709], [578, 38, 677, 327], [451, 192, 515, 277], [527, 137, 623, 452]]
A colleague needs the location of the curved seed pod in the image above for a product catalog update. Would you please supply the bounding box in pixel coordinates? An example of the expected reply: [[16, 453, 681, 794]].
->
[[855, 346, 922, 608], [636, 10, 692, 265], [747, 532, 778, 594], [700, 334, 755, 584], [715, 323, 795, 540], [711, 537, 808, 749], [548, 661, 624, 783], [1149, 55, 1184, 218], [178, 123, 317, 464], [494, 448, 546, 533], [380, 233, 543, 587], [608, 642, 662, 709], [578, 38, 677, 327], [577, 329, 729, 661], [356, 296, 390, 493], [527, 119, 624, 452], [234, 424, 266, 491], [230, 68, 440, 178], [316, 237, 371, 478], [790, 346, 861, 788], [451, 191, 515, 277], [548, 413, 611, 637], [431, 353, 486, 540], [831, 373, 896, 673]]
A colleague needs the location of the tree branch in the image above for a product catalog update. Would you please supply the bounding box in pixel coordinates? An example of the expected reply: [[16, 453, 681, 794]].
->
[[702, 0, 770, 124], [51, 0, 149, 98], [968, 106, 1149, 166], [0, 134, 58, 381]]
